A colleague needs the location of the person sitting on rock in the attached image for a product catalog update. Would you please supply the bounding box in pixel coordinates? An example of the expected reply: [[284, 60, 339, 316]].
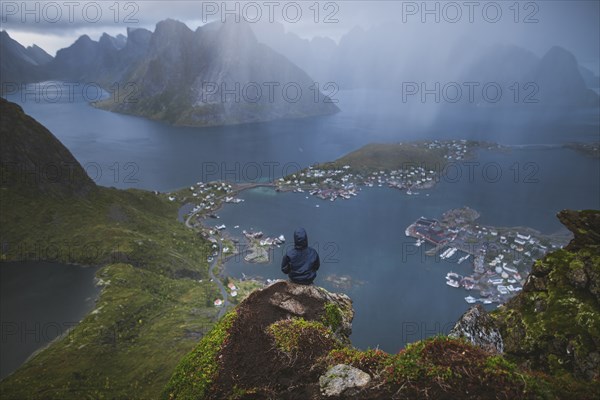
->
[[281, 227, 320, 285]]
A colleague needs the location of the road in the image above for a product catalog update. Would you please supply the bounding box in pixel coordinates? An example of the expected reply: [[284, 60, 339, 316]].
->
[[208, 239, 230, 319], [183, 182, 275, 319]]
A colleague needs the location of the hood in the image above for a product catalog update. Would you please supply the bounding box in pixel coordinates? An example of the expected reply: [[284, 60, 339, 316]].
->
[[294, 228, 308, 249]]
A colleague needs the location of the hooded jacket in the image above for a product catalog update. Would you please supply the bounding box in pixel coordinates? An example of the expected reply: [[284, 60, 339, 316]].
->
[[281, 228, 320, 284]]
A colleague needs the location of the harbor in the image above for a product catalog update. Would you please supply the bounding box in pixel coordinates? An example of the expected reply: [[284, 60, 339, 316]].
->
[[406, 207, 570, 304]]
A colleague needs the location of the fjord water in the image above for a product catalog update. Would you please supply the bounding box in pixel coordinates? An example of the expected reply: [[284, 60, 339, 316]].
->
[[5, 88, 599, 191], [205, 146, 599, 351], [0, 262, 99, 380], [4, 87, 600, 353]]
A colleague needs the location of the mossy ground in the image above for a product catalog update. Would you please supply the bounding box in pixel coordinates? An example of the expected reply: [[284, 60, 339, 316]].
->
[[162, 311, 238, 400], [327, 336, 598, 399], [0, 186, 221, 399], [491, 229, 600, 380], [267, 318, 340, 355]]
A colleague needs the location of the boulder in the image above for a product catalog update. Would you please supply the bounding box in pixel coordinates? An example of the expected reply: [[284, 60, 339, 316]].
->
[[319, 364, 371, 397], [449, 304, 504, 354]]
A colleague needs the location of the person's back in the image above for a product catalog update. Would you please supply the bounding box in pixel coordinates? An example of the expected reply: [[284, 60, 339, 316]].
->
[[281, 228, 320, 284]]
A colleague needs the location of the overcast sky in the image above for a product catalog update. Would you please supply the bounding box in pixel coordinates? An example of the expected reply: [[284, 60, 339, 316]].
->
[[2, 1, 599, 71]]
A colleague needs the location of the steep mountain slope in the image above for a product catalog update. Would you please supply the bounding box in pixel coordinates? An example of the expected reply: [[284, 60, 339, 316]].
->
[[0, 99, 218, 399], [0, 31, 51, 84], [47, 32, 129, 83], [493, 210, 600, 380], [0, 98, 94, 197], [95, 19, 339, 126]]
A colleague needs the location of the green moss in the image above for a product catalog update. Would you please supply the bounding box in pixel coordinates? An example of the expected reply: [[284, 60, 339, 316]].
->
[[322, 303, 343, 332], [162, 311, 238, 400], [266, 318, 337, 354]]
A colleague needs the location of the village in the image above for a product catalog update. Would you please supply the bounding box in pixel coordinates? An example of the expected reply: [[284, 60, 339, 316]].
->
[[275, 140, 496, 201], [405, 207, 570, 304]]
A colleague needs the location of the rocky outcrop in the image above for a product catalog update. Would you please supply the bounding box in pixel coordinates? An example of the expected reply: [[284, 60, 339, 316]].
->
[[492, 210, 600, 381], [163, 281, 354, 399], [319, 364, 371, 397], [449, 304, 504, 354]]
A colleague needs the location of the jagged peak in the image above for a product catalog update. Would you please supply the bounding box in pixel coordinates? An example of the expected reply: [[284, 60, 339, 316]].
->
[[154, 18, 193, 36]]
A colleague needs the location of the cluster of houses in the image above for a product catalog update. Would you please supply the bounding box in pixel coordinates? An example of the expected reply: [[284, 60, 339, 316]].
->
[[406, 208, 565, 304], [276, 140, 482, 199]]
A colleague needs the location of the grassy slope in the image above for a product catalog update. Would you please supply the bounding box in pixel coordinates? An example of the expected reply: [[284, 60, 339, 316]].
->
[[327, 142, 449, 172], [0, 185, 221, 399]]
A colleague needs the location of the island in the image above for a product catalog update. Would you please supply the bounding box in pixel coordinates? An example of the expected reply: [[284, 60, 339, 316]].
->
[[276, 140, 501, 200]]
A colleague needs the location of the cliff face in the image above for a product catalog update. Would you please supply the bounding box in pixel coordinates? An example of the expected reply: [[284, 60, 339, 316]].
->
[[165, 211, 600, 399], [492, 210, 600, 380], [163, 282, 354, 399]]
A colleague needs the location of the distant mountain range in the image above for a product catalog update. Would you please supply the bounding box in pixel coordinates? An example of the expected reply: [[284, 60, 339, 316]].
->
[[1, 19, 599, 125], [0, 22, 340, 127], [253, 21, 600, 108]]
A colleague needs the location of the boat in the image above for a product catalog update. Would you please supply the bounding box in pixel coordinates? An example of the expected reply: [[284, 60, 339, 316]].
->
[[440, 248, 452, 259], [415, 239, 424, 247], [445, 248, 458, 258], [446, 279, 460, 288], [465, 296, 477, 304], [482, 299, 493, 304], [216, 224, 226, 230], [458, 254, 470, 264], [446, 272, 461, 281]]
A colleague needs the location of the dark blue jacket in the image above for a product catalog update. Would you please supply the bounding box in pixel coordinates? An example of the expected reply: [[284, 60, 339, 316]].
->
[[281, 228, 320, 284]]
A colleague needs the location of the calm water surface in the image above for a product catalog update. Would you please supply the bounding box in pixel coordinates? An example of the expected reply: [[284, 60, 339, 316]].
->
[[3, 87, 599, 353]]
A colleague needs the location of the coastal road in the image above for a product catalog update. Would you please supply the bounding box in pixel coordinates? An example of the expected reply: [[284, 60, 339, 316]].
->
[[208, 239, 230, 319], [183, 182, 275, 319], [184, 207, 230, 319]]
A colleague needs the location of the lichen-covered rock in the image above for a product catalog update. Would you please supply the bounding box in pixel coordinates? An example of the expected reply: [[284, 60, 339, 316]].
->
[[493, 210, 600, 381], [319, 364, 371, 397], [524, 273, 548, 292], [449, 305, 503, 353], [280, 282, 354, 339]]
